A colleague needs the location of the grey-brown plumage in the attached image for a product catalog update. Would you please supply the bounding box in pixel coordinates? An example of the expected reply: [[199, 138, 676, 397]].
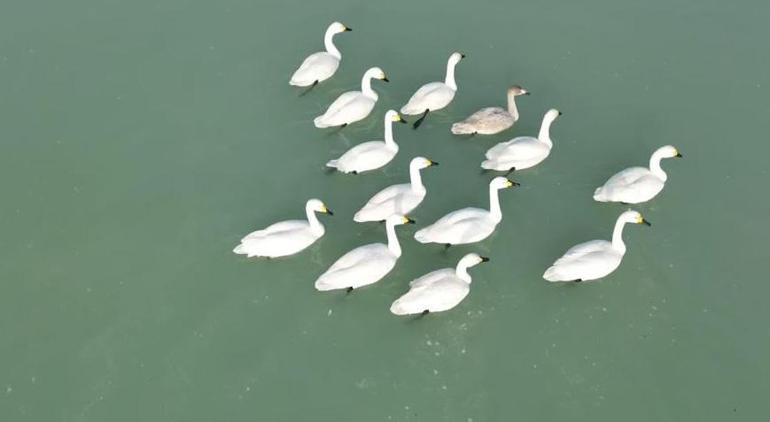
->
[[451, 85, 529, 135]]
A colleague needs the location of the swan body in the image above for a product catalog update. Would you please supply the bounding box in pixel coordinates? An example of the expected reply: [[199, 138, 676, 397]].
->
[[594, 145, 682, 204], [481, 109, 561, 171], [314, 215, 413, 291], [233, 199, 333, 258], [401, 52, 464, 115], [414, 177, 517, 245], [290, 22, 351, 87], [353, 157, 438, 222], [543, 210, 650, 282], [314, 67, 388, 128], [390, 253, 489, 315], [451, 85, 529, 135], [326, 110, 406, 174]]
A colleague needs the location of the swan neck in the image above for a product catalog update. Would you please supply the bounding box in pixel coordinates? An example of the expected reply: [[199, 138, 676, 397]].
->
[[455, 262, 472, 283], [361, 73, 378, 99], [611, 218, 628, 253], [538, 117, 554, 148], [409, 163, 425, 192], [306, 205, 324, 235], [489, 185, 502, 222], [507, 92, 520, 121], [649, 151, 668, 181], [445, 60, 458, 91], [385, 221, 402, 257], [384, 117, 397, 148], [323, 28, 341, 59]]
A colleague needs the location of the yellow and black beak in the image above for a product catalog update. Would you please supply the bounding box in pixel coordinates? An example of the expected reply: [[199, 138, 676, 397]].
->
[[322, 206, 334, 215], [460, 53, 467, 59], [344, 26, 352, 32], [675, 152, 683, 158], [429, 160, 439, 166], [397, 114, 407, 124], [640, 218, 651, 226], [480, 256, 490, 263], [403, 216, 416, 225], [504, 179, 520, 188]]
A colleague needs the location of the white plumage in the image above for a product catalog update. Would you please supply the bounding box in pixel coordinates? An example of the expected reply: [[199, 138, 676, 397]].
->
[[233, 199, 333, 258], [481, 108, 561, 171], [594, 145, 682, 204], [314, 215, 413, 292], [543, 210, 651, 282], [400, 52, 464, 124], [390, 253, 489, 315], [290, 22, 351, 87], [451, 85, 529, 135], [326, 110, 406, 174], [353, 156, 438, 222], [314, 67, 388, 128], [414, 177, 517, 245]]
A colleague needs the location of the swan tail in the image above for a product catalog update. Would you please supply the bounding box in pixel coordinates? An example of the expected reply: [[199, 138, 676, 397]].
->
[[481, 159, 499, 170], [314, 276, 337, 292], [543, 266, 569, 282], [326, 159, 339, 169], [314, 115, 330, 128], [233, 243, 246, 255], [389, 299, 412, 316], [414, 228, 432, 244], [593, 187, 608, 202], [451, 122, 474, 135]]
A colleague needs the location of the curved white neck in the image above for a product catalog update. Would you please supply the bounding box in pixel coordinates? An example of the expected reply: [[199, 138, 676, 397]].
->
[[488, 185, 503, 222], [385, 222, 402, 257], [649, 150, 668, 181], [361, 73, 378, 99], [611, 218, 629, 254], [323, 28, 341, 59], [445, 60, 458, 91], [538, 116, 554, 148], [506, 92, 520, 121], [408, 163, 425, 192], [383, 118, 398, 149], [455, 262, 473, 283], [305, 205, 324, 235]]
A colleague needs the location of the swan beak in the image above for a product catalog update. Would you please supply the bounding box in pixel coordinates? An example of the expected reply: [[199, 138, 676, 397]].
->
[[675, 152, 683, 158], [460, 53, 466, 58], [323, 207, 334, 215], [403, 216, 416, 224], [480, 256, 490, 263], [641, 218, 651, 226], [382, 76, 390, 82], [558, 111, 563, 116], [504, 179, 520, 188], [397, 115, 408, 124], [344, 27, 352, 32], [429, 160, 439, 166], [523, 91, 531, 95]]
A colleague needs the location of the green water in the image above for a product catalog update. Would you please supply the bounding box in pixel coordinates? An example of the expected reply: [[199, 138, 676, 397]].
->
[[2, 0, 769, 420]]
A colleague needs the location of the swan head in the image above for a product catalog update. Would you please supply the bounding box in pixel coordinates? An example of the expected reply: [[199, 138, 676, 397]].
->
[[365, 67, 389, 82], [448, 52, 465, 66], [620, 210, 651, 226], [508, 85, 530, 96], [329, 21, 352, 34], [544, 108, 562, 123], [410, 156, 439, 170], [490, 176, 519, 190], [458, 253, 490, 269], [658, 145, 683, 159], [307, 199, 333, 216], [386, 215, 416, 226], [386, 110, 407, 124]]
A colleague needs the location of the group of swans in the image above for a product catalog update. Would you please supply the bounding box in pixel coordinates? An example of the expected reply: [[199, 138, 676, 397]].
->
[[233, 21, 684, 316]]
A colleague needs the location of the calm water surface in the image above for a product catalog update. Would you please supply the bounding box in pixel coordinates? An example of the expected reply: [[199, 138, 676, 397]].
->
[[1, 0, 769, 420]]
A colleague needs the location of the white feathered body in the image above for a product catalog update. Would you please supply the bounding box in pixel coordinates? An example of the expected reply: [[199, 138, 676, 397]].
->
[[451, 107, 513, 135], [401, 82, 456, 114], [233, 220, 322, 258], [314, 243, 397, 291], [414, 208, 498, 245], [326, 141, 397, 174], [482, 136, 551, 171], [354, 184, 426, 222], [390, 269, 470, 315], [314, 91, 376, 128], [290, 52, 340, 87], [593, 167, 665, 204], [543, 240, 624, 282]]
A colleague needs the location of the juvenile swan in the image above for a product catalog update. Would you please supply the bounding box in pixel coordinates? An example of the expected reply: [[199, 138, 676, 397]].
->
[[482, 109, 561, 172], [401, 52, 465, 129], [414, 177, 518, 246], [326, 110, 407, 174], [353, 156, 439, 222], [451, 85, 530, 135], [289, 21, 352, 87], [315, 215, 414, 292], [314, 67, 389, 128], [543, 210, 650, 283], [390, 253, 489, 316], [594, 145, 682, 204], [233, 199, 333, 258]]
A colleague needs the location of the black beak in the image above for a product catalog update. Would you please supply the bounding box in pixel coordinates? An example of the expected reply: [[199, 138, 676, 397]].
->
[[558, 111, 563, 116], [382, 77, 390, 83], [641, 219, 651, 226], [406, 218, 416, 224], [326, 209, 334, 216], [344, 27, 352, 32], [398, 117, 408, 124], [675, 153, 683, 158], [460, 53, 466, 58], [480, 256, 490, 262], [430, 161, 439, 166], [524, 92, 531, 95]]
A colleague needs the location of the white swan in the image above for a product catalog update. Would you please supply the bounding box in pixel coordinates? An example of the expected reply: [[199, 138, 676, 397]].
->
[[313, 67, 388, 128], [400, 52, 465, 128], [390, 253, 489, 316], [289, 22, 351, 87], [353, 156, 438, 222], [481, 108, 561, 172], [451, 85, 529, 135], [414, 177, 517, 246], [233, 199, 333, 258], [594, 145, 682, 204], [314, 215, 414, 292], [543, 210, 650, 283], [326, 110, 406, 174]]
